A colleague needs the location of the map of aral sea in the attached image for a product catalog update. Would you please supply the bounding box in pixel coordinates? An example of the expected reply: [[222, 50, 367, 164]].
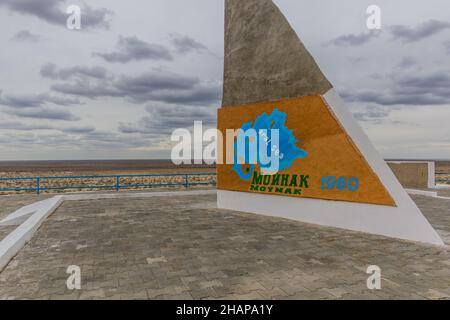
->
[[232, 108, 308, 180]]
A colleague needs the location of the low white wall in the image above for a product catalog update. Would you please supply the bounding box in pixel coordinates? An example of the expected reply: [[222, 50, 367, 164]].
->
[[387, 161, 435, 189]]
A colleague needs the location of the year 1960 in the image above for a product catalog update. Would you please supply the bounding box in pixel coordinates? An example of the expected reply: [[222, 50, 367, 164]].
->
[[321, 176, 359, 191]]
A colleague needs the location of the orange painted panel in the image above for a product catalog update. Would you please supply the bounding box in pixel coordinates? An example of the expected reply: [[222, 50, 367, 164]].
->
[[217, 95, 396, 207]]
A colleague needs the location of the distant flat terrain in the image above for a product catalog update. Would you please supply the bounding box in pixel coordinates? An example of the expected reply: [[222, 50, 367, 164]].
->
[[436, 161, 450, 173], [0, 160, 216, 195], [0, 159, 447, 173], [0, 159, 215, 173]]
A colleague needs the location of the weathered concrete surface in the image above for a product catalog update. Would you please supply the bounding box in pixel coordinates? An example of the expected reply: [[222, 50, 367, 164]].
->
[[0, 193, 449, 300], [411, 195, 450, 245], [438, 189, 450, 197], [222, 0, 332, 107], [0, 227, 15, 245], [388, 162, 433, 189]]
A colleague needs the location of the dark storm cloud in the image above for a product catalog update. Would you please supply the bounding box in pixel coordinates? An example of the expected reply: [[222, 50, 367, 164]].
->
[[0, 120, 53, 131], [4, 131, 137, 150], [62, 125, 95, 134], [40, 63, 111, 81], [170, 34, 207, 54], [0, 132, 37, 145], [343, 90, 447, 106], [0, 131, 87, 148], [444, 41, 450, 54], [0, 121, 95, 134], [93, 36, 173, 63], [50, 82, 121, 99], [0, 91, 43, 108], [352, 107, 390, 123], [4, 107, 80, 121], [0, 0, 112, 29], [115, 72, 195, 93], [31, 134, 82, 147], [342, 71, 450, 106], [11, 30, 40, 42], [327, 31, 380, 46], [389, 20, 450, 43], [143, 85, 221, 106], [114, 72, 221, 105], [328, 20, 450, 47], [83, 131, 129, 143], [43, 64, 119, 98], [49, 68, 222, 106], [348, 56, 365, 64], [0, 91, 81, 108], [396, 72, 450, 89], [43, 94, 83, 106], [119, 105, 217, 135], [81, 3, 113, 29], [80, 130, 157, 149], [397, 57, 417, 69]]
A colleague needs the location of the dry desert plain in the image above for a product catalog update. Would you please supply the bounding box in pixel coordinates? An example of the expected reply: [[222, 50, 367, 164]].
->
[[0, 160, 216, 195], [0, 159, 448, 195]]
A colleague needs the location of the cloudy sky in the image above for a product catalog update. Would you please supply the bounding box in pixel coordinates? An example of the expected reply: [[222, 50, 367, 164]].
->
[[0, 0, 449, 160]]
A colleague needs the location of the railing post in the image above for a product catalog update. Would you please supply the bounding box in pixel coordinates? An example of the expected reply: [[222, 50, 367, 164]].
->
[[185, 174, 189, 188], [36, 176, 40, 195], [116, 176, 120, 192]]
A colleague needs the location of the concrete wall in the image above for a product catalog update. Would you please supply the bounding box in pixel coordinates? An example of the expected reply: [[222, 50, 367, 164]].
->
[[387, 161, 435, 189]]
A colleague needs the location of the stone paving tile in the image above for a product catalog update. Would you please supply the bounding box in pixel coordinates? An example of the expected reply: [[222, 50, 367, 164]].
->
[[0, 226, 16, 242], [0, 193, 449, 300], [411, 195, 450, 245], [437, 189, 450, 198]]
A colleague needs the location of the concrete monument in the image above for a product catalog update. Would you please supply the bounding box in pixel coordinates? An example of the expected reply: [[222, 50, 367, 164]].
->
[[217, 0, 443, 246]]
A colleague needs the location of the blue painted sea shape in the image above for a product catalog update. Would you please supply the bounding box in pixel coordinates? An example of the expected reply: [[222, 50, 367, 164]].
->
[[232, 108, 308, 180]]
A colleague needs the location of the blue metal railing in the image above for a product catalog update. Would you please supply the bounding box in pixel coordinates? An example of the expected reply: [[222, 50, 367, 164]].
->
[[436, 172, 450, 183], [0, 173, 217, 195], [1, 171, 447, 194]]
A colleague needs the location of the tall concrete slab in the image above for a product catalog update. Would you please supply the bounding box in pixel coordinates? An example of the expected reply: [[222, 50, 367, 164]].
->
[[223, 0, 332, 107]]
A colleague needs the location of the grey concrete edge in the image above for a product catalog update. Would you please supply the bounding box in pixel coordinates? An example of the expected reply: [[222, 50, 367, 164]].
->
[[406, 188, 450, 200], [405, 189, 438, 197]]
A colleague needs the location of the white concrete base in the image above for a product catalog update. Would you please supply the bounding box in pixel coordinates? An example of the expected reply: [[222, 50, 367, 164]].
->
[[405, 189, 438, 197], [0, 189, 215, 272], [436, 184, 450, 189], [218, 89, 444, 247], [218, 190, 443, 246], [405, 188, 450, 201]]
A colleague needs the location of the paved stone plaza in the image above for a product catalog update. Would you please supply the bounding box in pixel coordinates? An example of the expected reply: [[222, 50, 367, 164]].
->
[[0, 191, 449, 300]]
